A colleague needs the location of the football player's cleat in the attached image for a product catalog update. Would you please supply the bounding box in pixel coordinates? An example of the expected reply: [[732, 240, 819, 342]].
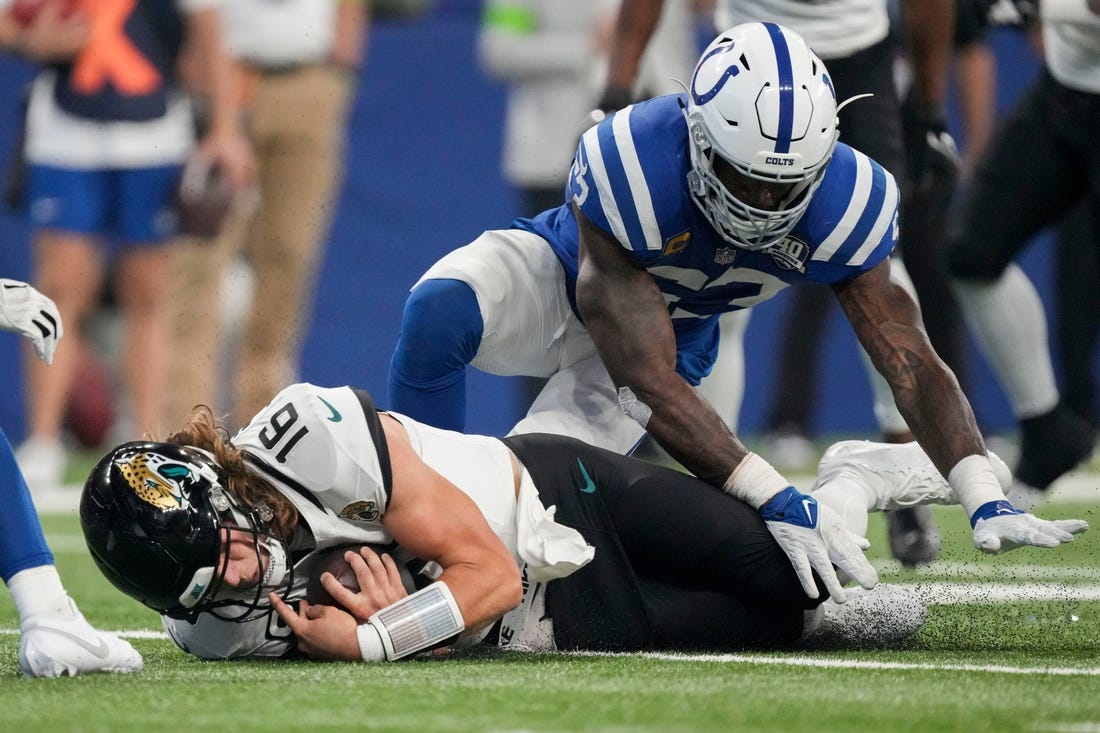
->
[[800, 583, 927, 648], [19, 598, 143, 678], [816, 439, 1013, 511], [884, 507, 942, 567], [14, 435, 67, 494], [1014, 403, 1095, 494]]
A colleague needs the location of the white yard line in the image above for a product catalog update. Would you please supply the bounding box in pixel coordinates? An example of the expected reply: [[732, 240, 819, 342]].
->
[[902, 582, 1100, 604], [1, 626, 1097, 677], [876, 561, 1100, 581], [570, 650, 1100, 677]]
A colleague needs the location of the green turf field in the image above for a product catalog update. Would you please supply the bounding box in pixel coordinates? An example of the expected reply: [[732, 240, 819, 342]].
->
[[2, 500, 1098, 732]]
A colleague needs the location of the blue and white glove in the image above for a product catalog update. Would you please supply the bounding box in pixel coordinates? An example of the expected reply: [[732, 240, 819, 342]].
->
[[0, 279, 63, 364], [759, 487, 879, 603], [970, 500, 1089, 554]]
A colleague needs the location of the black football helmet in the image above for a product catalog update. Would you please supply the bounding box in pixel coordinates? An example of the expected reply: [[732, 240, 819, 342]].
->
[[79, 441, 292, 622]]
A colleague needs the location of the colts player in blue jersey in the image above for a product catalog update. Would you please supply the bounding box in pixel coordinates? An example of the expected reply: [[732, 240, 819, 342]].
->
[[0, 278, 142, 677], [389, 23, 1087, 604]]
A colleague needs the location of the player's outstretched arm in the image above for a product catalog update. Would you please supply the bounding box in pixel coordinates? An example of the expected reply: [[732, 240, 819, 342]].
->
[[575, 209, 877, 602], [834, 259, 1088, 553]]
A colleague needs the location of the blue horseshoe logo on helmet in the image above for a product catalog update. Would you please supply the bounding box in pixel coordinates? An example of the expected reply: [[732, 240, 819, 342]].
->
[[690, 41, 741, 106]]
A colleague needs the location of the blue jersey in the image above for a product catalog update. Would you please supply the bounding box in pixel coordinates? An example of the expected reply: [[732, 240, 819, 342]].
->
[[514, 94, 898, 382]]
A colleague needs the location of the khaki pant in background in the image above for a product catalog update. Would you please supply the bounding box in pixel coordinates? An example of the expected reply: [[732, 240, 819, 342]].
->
[[166, 64, 355, 432]]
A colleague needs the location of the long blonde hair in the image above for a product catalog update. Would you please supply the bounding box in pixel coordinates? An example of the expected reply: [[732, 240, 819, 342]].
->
[[164, 406, 299, 538]]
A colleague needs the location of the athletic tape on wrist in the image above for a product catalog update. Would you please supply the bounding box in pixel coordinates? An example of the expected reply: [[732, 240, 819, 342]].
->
[[617, 386, 652, 428], [356, 622, 387, 662], [948, 454, 1008, 520], [722, 453, 791, 509], [356, 582, 465, 661]]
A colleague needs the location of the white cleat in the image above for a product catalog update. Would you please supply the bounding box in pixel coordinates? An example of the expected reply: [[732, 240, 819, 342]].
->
[[800, 584, 927, 648], [14, 436, 68, 494], [19, 600, 143, 678], [814, 440, 1012, 512]]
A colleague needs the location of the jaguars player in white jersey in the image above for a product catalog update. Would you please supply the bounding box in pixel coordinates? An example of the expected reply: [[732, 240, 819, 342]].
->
[[389, 23, 1084, 599], [78, 381, 1085, 662]]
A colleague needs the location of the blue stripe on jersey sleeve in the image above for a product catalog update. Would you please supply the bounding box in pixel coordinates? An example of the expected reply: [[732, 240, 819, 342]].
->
[[828, 162, 889, 265], [572, 97, 693, 256], [595, 116, 649, 249], [567, 136, 611, 234]]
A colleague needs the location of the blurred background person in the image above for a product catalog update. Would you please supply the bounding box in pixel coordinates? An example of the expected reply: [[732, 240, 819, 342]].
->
[[0, 0, 251, 492], [476, 0, 697, 409], [164, 0, 367, 431], [948, 0, 1098, 510], [478, 0, 696, 219]]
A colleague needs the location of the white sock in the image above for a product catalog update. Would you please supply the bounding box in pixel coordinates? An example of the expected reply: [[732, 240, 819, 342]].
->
[[8, 565, 77, 622], [954, 264, 1059, 419]]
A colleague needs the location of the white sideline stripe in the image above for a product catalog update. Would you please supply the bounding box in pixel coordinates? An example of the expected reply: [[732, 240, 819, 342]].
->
[[568, 650, 1100, 677], [2, 627, 1097, 678], [902, 582, 1100, 604], [0, 628, 168, 640], [876, 561, 1100, 581]]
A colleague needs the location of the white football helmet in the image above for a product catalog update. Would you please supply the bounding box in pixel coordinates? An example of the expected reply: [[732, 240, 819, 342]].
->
[[686, 22, 839, 251]]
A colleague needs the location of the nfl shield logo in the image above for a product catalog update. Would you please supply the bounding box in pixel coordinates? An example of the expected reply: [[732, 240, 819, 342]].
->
[[714, 247, 736, 265]]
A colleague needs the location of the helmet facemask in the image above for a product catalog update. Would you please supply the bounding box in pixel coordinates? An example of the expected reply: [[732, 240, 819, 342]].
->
[[80, 441, 296, 625], [686, 23, 840, 252], [172, 481, 295, 624]]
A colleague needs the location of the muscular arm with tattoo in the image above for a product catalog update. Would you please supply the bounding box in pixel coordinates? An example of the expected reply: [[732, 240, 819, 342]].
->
[[833, 258, 984, 477], [835, 260, 1088, 551], [575, 207, 746, 488], [575, 207, 880, 602]]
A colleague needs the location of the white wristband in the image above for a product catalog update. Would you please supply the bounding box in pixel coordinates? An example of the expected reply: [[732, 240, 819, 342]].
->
[[356, 622, 387, 662], [721, 453, 790, 509], [948, 454, 1007, 519]]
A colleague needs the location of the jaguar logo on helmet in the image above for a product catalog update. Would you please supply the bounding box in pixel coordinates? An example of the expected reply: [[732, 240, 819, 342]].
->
[[114, 449, 191, 511]]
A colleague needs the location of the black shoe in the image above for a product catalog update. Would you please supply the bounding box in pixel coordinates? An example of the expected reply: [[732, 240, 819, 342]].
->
[[885, 506, 941, 567], [1015, 403, 1096, 490]]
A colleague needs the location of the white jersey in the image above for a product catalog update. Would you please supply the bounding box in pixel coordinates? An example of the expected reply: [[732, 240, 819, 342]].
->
[[478, 0, 695, 189], [164, 383, 591, 659], [714, 0, 890, 60], [1041, 0, 1100, 94], [14, 0, 221, 169], [223, 0, 340, 67]]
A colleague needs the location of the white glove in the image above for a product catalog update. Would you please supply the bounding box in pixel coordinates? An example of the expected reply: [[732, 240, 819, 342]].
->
[[759, 487, 879, 604], [971, 500, 1089, 554], [0, 279, 63, 364]]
